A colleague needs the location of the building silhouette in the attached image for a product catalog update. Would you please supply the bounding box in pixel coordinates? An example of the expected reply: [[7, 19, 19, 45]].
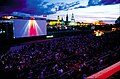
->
[[65, 14, 69, 26], [69, 13, 77, 26]]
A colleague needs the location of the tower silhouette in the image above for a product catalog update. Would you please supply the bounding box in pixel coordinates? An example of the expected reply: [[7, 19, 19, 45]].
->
[[71, 13, 75, 21], [57, 16, 61, 25], [65, 14, 68, 26], [69, 13, 77, 26]]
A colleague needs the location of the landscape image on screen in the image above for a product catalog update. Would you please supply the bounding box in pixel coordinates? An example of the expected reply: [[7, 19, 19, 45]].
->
[[13, 19, 46, 38]]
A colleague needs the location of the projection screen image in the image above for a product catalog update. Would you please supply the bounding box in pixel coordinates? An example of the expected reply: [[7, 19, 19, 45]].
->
[[13, 18, 47, 38]]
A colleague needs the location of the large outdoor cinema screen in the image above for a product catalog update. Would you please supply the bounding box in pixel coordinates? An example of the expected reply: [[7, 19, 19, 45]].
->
[[13, 18, 47, 38]]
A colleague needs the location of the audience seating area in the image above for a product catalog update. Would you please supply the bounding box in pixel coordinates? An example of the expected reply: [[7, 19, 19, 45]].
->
[[0, 31, 120, 79]]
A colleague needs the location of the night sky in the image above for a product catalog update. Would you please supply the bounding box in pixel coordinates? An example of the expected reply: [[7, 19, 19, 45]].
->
[[0, 0, 120, 23]]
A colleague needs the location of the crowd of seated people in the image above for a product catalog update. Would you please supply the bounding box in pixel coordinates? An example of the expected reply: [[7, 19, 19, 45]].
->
[[0, 31, 120, 79]]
